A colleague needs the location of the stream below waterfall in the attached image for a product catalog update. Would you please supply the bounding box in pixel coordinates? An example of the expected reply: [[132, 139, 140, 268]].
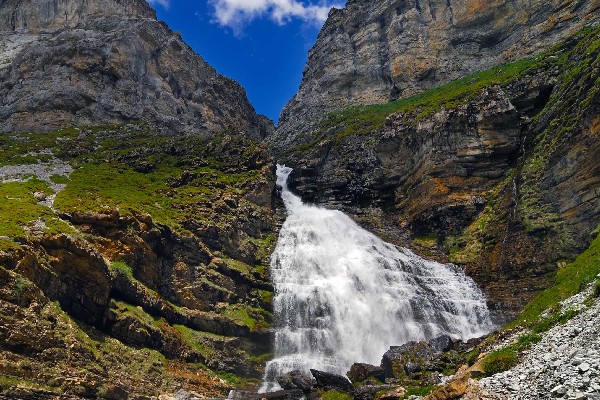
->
[[259, 165, 494, 392]]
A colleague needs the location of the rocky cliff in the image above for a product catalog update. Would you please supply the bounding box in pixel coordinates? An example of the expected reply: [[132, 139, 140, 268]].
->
[[270, 0, 600, 151], [0, 0, 273, 138], [0, 124, 279, 399], [277, 25, 600, 320], [0, 0, 279, 398]]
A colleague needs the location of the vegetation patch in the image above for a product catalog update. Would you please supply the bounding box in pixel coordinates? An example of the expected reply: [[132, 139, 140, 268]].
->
[[509, 231, 600, 327], [110, 261, 133, 279], [173, 324, 220, 360], [222, 304, 272, 332], [321, 389, 355, 400], [592, 280, 600, 299], [0, 178, 77, 246], [481, 348, 518, 377], [531, 308, 581, 334], [290, 57, 546, 156], [403, 385, 435, 398], [49, 174, 70, 184], [112, 300, 157, 327]]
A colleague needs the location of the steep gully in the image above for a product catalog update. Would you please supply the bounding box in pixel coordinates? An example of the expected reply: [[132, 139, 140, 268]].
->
[[259, 165, 494, 391]]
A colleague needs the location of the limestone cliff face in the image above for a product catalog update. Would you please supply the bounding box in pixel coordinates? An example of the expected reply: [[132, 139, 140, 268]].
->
[[0, 0, 273, 138], [0, 1, 277, 397], [271, 0, 600, 151], [0, 0, 156, 31], [281, 26, 600, 320]]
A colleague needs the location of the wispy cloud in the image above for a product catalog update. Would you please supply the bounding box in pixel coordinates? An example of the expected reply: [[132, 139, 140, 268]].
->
[[209, 0, 343, 34], [147, 0, 171, 9]]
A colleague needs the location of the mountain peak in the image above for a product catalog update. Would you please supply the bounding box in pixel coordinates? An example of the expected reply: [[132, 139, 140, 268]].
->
[[0, 0, 156, 32]]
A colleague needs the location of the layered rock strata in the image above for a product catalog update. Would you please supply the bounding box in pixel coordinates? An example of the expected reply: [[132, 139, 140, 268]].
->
[[271, 0, 600, 150], [280, 26, 600, 319]]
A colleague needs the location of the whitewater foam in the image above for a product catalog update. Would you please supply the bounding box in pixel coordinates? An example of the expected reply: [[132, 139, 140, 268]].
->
[[260, 165, 493, 391]]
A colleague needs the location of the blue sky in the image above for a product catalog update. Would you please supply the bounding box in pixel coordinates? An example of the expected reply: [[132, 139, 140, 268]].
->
[[148, 0, 345, 123]]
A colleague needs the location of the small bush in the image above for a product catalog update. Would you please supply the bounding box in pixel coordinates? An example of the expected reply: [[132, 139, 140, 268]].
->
[[49, 174, 70, 184], [481, 348, 518, 377], [514, 333, 542, 351], [110, 261, 133, 278], [403, 386, 435, 398], [13, 275, 29, 300]]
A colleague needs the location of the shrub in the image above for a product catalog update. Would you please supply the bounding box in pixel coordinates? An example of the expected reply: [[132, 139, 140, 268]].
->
[[513, 333, 542, 352], [110, 261, 133, 278]]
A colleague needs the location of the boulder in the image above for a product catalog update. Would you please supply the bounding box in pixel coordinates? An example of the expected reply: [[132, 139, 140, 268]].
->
[[381, 335, 456, 379], [354, 385, 398, 400], [428, 335, 454, 353], [347, 363, 386, 384], [310, 369, 355, 393], [277, 370, 315, 392], [376, 386, 406, 400], [403, 363, 422, 375], [381, 341, 431, 379], [424, 361, 486, 400]]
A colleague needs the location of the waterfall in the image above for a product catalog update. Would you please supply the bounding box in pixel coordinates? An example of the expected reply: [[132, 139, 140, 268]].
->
[[259, 165, 494, 392]]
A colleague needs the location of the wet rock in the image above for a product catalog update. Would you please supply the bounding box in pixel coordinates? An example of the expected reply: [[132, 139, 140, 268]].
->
[[347, 363, 386, 384], [310, 369, 355, 393], [429, 335, 454, 353], [277, 370, 315, 392]]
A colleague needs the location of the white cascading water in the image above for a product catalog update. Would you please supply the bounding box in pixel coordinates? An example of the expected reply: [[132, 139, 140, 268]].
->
[[259, 165, 494, 392]]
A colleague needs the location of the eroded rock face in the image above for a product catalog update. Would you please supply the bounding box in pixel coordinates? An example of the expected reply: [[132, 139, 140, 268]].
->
[[0, 127, 279, 397], [0, 0, 156, 32], [281, 25, 600, 319], [287, 85, 527, 231], [0, 0, 273, 138], [271, 0, 600, 150]]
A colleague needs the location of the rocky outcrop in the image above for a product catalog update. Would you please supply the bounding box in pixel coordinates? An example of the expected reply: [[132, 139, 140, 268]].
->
[[310, 369, 355, 393], [346, 363, 386, 384], [277, 370, 316, 392], [0, 0, 273, 138], [0, 125, 278, 398], [0, 0, 156, 31], [271, 0, 600, 151], [280, 25, 600, 319]]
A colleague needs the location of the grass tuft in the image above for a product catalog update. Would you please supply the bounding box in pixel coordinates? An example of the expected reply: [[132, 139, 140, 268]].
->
[[109, 261, 133, 279], [481, 348, 518, 377]]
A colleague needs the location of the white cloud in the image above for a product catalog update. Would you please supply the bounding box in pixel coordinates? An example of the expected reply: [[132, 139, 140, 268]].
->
[[147, 0, 171, 9], [209, 0, 343, 33]]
